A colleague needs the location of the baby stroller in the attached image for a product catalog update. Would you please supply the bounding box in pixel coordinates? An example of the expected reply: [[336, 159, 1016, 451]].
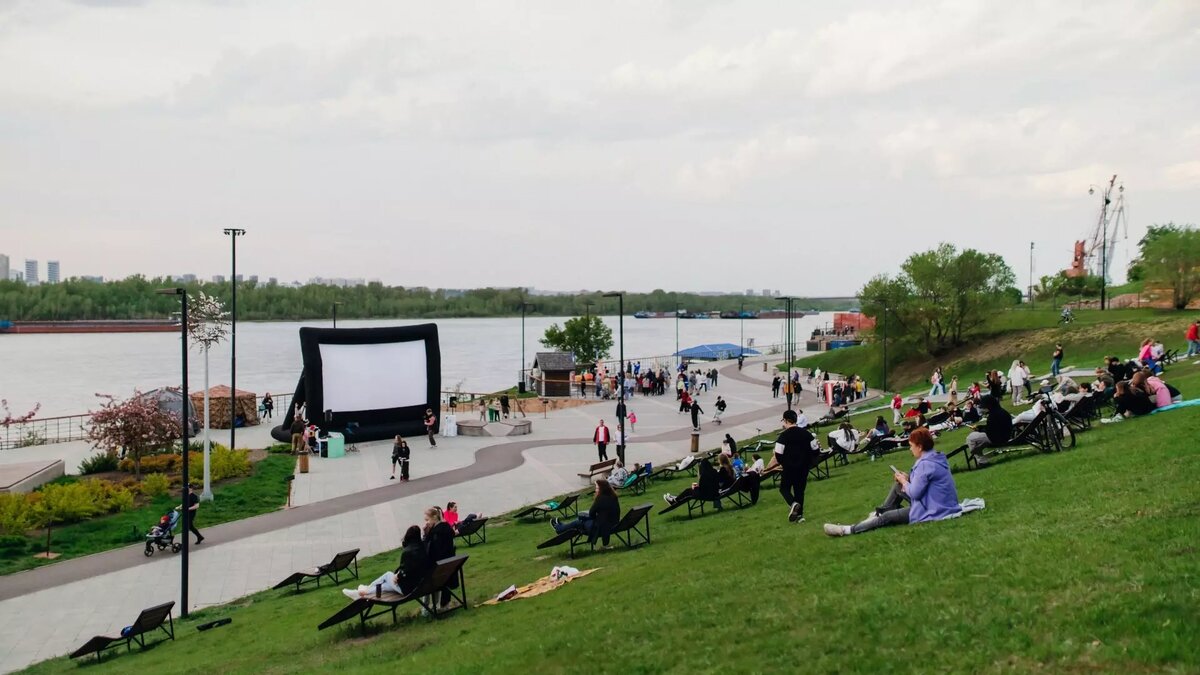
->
[[144, 508, 182, 557]]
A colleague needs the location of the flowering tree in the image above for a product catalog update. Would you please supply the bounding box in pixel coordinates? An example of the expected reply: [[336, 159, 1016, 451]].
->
[[1, 399, 40, 449], [87, 391, 181, 479], [187, 292, 229, 501]]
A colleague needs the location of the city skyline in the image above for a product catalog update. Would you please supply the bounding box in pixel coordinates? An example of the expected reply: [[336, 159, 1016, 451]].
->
[[2, 2, 1198, 294]]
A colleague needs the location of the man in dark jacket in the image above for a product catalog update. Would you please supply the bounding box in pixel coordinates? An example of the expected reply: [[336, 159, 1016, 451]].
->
[[689, 399, 704, 431], [965, 396, 1013, 466], [769, 409, 820, 523]]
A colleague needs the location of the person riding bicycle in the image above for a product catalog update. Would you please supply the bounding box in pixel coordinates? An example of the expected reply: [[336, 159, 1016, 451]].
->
[[1060, 306, 1074, 323]]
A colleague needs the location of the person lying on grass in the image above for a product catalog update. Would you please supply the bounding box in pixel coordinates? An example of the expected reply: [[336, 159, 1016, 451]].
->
[[552, 479, 620, 537], [823, 428, 960, 537], [343, 525, 427, 599]]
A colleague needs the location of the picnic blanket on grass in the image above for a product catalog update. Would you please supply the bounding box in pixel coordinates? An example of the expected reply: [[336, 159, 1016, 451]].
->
[[483, 568, 599, 606]]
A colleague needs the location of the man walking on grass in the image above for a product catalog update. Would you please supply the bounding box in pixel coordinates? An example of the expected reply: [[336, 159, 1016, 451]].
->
[[768, 409, 820, 524], [1186, 320, 1200, 358]]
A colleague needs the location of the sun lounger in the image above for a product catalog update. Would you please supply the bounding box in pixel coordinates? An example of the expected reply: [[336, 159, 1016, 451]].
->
[[945, 412, 1066, 470], [616, 473, 647, 496], [317, 555, 468, 634], [273, 548, 360, 593], [454, 518, 489, 547], [70, 601, 175, 662], [514, 494, 579, 520], [535, 504, 652, 559]]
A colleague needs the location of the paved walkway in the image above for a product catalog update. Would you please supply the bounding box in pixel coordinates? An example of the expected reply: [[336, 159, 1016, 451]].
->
[[0, 356, 833, 672]]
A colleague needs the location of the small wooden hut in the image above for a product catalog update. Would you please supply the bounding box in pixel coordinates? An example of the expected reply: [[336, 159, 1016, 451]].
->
[[532, 352, 576, 397], [190, 385, 260, 429]]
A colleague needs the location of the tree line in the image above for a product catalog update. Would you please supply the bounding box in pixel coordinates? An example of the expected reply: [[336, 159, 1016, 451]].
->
[[0, 278, 854, 322]]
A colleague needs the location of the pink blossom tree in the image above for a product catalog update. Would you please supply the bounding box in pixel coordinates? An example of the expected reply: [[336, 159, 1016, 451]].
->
[[87, 391, 182, 479], [1, 399, 40, 448]]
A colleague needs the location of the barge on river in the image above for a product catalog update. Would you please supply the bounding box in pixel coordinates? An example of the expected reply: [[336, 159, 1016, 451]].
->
[[0, 318, 181, 334]]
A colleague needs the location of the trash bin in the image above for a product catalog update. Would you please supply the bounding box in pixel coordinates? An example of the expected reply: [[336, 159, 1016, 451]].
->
[[298, 453, 309, 473], [518, 381, 526, 394], [763, 362, 768, 372], [690, 431, 700, 453]]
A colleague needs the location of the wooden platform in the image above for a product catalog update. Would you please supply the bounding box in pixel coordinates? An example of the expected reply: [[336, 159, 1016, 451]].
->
[[0, 459, 65, 494]]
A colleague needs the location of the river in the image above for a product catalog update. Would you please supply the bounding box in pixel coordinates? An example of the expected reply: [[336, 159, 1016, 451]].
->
[[1, 313, 839, 416]]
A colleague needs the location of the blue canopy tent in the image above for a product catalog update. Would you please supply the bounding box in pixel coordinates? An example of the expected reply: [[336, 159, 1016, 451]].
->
[[674, 343, 761, 361]]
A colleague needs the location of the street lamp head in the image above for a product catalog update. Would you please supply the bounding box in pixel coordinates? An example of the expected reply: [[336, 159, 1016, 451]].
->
[[1088, 186, 1095, 195], [602, 291, 623, 298], [156, 287, 185, 296], [223, 228, 247, 236]]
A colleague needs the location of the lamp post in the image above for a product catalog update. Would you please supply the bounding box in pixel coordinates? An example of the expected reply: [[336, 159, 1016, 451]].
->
[[1029, 242, 1035, 310], [156, 287, 190, 617], [675, 301, 680, 369], [602, 291, 625, 463], [739, 301, 745, 358], [881, 304, 889, 393], [332, 301, 342, 328], [222, 228, 245, 454], [520, 301, 534, 392], [583, 300, 595, 367], [775, 296, 794, 410]]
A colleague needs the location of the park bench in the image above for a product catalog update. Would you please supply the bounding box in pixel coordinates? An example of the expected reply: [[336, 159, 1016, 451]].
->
[[272, 548, 360, 593], [536, 503, 652, 558], [317, 555, 468, 634], [69, 601, 175, 662], [578, 458, 616, 481], [454, 518, 489, 547], [514, 494, 580, 520]]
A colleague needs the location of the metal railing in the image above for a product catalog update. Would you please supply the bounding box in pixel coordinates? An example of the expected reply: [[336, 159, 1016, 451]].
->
[[0, 413, 91, 450]]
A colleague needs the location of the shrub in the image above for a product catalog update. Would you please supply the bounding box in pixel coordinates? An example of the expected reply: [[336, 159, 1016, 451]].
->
[[119, 445, 252, 483], [78, 452, 119, 475], [0, 534, 28, 553], [0, 494, 35, 536], [140, 473, 171, 498], [119, 453, 180, 475], [28, 479, 136, 526]]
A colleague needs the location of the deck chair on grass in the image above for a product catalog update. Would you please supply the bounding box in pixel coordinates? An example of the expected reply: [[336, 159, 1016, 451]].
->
[[616, 473, 647, 496], [514, 494, 579, 520], [454, 518, 489, 547], [70, 601, 175, 662], [317, 555, 468, 635], [945, 412, 1066, 471], [273, 548, 360, 593], [535, 504, 652, 559]]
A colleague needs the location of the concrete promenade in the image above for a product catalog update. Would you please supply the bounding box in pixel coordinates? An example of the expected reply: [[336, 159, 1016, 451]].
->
[[0, 356, 844, 672]]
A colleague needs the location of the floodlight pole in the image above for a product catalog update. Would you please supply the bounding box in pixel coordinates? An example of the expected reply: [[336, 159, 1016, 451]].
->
[[158, 287, 189, 617], [1029, 242, 1035, 310], [520, 301, 534, 391], [739, 301, 745, 357], [223, 228, 245, 455], [332, 301, 342, 328], [775, 296, 794, 410], [881, 304, 889, 393], [584, 300, 595, 367], [603, 291, 625, 463]]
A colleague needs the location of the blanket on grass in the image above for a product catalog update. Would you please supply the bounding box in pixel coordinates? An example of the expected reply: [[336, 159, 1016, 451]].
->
[[483, 568, 599, 606]]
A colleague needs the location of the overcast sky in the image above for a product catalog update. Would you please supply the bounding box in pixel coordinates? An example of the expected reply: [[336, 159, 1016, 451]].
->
[[2, 1, 1198, 295]]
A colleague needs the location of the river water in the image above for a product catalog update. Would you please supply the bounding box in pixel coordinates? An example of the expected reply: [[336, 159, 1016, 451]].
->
[[1, 313, 837, 417]]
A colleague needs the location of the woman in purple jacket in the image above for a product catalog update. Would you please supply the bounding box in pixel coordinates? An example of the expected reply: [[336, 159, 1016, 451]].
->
[[823, 427, 961, 537]]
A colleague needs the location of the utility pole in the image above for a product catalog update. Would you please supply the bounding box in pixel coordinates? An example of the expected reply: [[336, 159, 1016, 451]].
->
[[1029, 242, 1035, 310]]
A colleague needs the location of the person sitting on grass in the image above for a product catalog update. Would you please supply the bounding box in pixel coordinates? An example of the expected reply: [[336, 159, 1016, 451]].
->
[[965, 395, 1012, 467], [343, 525, 428, 599], [607, 460, 631, 488], [823, 428, 961, 537], [663, 458, 721, 510], [443, 501, 482, 533], [1109, 381, 1154, 420], [960, 399, 982, 424], [1131, 370, 1181, 408], [552, 479, 620, 538]]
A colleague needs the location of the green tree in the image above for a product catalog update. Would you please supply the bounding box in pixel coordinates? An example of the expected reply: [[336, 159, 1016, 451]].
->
[[1127, 224, 1181, 282], [859, 243, 1017, 356], [540, 316, 613, 367], [1138, 224, 1200, 309]]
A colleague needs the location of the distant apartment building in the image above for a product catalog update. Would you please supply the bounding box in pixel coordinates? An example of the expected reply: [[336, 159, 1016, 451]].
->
[[761, 289, 771, 297], [268, 277, 278, 285], [233, 274, 243, 283], [46, 260, 60, 284], [179, 274, 197, 283], [79, 275, 104, 283], [0, 254, 8, 281], [212, 275, 226, 283], [248, 275, 258, 284], [746, 288, 754, 296], [25, 259, 38, 285]]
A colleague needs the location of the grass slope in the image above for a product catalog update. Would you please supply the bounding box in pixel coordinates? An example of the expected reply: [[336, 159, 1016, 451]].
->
[[1, 454, 294, 576], [797, 308, 1190, 394], [23, 374, 1200, 674]]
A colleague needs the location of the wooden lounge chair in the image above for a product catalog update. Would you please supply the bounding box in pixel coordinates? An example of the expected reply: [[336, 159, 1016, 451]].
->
[[535, 504, 653, 559], [454, 518, 489, 547], [273, 548, 361, 593], [70, 601, 175, 662], [514, 494, 579, 520], [317, 555, 469, 634]]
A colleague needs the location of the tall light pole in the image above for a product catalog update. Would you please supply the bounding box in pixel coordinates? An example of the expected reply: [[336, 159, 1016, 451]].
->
[[157, 287, 190, 618], [222, 228, 245, 453], [520, 301, 534, 392], [1029, 242, 1035, 310], [775, 296, 794, 410], [881, 304, 889, 393], [603, 291, 625, 463], [675, 301, 680, 369], [739, 301, 745, 357], [583, 300, 595, 367], [332, 301, 342, 328]]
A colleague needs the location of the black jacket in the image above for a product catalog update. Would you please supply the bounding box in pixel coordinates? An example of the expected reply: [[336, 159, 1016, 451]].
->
[[395, 542, 428, 595], [775, 426, 817, 472], [392, 443, 410, 462], [984, 406, 1014, 445], [424, 522, 456, 565], [588, 493, 621, 537]]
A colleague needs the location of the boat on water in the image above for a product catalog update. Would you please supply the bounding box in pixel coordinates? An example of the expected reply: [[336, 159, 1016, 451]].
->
[[755, 309, 819, 319], [633, 311, 677, 319], [0, 318, 182, 334]]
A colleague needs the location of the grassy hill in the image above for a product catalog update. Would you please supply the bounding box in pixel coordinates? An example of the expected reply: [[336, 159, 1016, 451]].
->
[[796, 308, 1190, 394], [24, 363, 1200, 674]]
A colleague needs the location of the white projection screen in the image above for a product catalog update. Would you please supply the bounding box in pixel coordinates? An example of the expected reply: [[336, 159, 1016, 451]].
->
[[319, 341, 428, 412]]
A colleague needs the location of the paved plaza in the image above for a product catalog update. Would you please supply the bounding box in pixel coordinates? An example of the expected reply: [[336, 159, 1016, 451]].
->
[[0, 357, 854, 672]]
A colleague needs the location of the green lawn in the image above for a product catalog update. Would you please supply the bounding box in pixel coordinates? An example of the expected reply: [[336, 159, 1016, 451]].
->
[[22, 368, 1200, 674], [0, 454, 294, 576]]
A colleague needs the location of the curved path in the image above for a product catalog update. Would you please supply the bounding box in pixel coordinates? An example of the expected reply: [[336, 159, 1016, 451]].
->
[[0, 360, 821, 602]]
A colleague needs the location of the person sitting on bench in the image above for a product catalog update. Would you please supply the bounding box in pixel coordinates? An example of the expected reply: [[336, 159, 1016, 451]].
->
[[552, 479, 619, 537], [662, 458, 721, 510], [823, 428, 960, 537], [342, 526, 427, 599], [443, 501, 482, 534], [965, 396, 1012, 467], [607, 461, 631, 488]]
